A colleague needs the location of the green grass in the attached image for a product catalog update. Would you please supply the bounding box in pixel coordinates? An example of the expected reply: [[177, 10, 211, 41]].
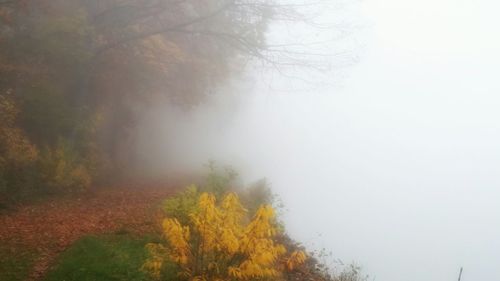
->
[[44, 234, 175, 281], [0, 245, 37, 281]]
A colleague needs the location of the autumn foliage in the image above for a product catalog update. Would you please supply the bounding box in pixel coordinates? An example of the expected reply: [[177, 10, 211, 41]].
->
[[143, 189, 306, 280], [0, 0, 291, 202]]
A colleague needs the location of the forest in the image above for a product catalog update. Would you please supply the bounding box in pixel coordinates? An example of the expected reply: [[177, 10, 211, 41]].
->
[[0, 0, 279, 200]]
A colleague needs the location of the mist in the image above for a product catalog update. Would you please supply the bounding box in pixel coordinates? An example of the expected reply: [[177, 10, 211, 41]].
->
[[1, 0, 496, 280], [133, 1, 500, 281]]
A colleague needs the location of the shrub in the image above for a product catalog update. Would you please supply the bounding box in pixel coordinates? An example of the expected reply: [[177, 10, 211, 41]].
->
[[241, 178, 275, 217], [38, 139, 92, 193], [334, 264, 367, 281], [306, 248, 369, 281], [0, 93, 39, 200], [143, 191, 306, 280], [0, 90, 101, 200], [202, 162, 238, 197], [162, 185, 200, 226]]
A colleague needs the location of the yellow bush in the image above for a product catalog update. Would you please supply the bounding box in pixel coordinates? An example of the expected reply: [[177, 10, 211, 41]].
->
[[144, 191, 306, 281]]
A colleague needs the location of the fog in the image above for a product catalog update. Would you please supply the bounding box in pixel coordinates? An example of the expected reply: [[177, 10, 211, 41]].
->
[[136, 1, 500, 280]]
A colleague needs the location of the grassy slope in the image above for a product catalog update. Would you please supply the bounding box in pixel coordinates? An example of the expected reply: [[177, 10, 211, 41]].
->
[[44, 234, 169, 281], [0, 185, 175, 280]]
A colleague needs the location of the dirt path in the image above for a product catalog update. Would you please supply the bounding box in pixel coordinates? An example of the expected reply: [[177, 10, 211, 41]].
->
[[0, 184, 177, 281]]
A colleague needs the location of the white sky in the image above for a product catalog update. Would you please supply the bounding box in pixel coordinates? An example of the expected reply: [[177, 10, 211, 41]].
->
[[139, 1, 500, 280], [230, 1, 500, 280]]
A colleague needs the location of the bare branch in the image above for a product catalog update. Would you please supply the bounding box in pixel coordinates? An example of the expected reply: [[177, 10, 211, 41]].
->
[[95, 1, 236, 55]]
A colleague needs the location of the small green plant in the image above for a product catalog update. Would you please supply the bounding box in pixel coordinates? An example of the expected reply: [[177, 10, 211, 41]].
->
[[203, 161, 238, 197], [162, 185, 200, 226]]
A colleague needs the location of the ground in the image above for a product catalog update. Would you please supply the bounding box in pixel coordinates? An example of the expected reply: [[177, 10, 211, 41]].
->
[[44, 234, 157, 281], [0, 184, 176, 281], [0, 184, 329, 281]]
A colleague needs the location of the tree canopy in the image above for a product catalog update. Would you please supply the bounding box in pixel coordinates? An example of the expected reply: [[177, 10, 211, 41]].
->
[[0, 0, 318, 200]]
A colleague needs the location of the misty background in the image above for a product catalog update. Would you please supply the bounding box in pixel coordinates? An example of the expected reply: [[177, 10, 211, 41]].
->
[[134, 0, 500, 280]]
